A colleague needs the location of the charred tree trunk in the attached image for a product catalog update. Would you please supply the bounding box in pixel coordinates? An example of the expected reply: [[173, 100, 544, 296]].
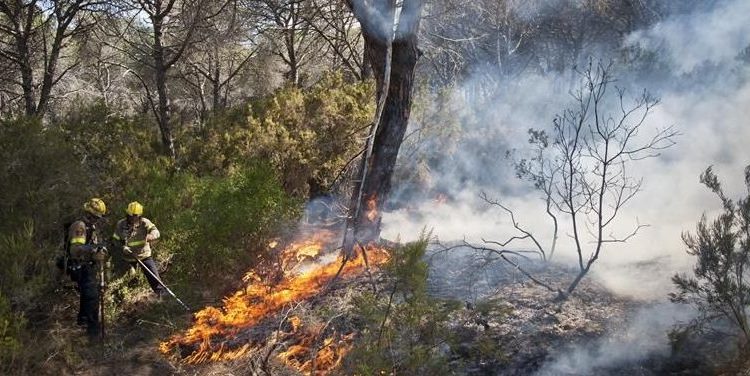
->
[[344, 0, 424, 253]]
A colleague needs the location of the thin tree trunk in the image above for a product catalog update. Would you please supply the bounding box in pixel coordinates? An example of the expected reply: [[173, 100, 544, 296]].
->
[[37, 25, 67, 115], [15, 34, 36, 116], [153, 16, 175, 158]]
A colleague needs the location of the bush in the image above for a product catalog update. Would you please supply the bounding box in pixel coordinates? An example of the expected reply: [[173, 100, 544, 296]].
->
[[169, 163, 300, 288], [344, 233, 461, 375], [0, 291, 25, 373], [0, 117, 91, 241], [55, 100, 168, 193], [183, 73, 374, 197], [671, 166, 750, 347]]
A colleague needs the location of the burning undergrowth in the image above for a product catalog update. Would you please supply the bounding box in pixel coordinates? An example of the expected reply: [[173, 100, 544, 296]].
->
[[159, 226, 390, 375]]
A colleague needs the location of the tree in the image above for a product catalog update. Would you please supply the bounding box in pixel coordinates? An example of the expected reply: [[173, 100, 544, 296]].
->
[[671, 166, 750, 347], [342, 0, 425, 254], [243, 0, 324, 87], [0, 0, 101, 116], [106, 0, 223, 158], [178, 0, 259, 120], [472, 60, 676, 297], [305, 0, 366, 81]]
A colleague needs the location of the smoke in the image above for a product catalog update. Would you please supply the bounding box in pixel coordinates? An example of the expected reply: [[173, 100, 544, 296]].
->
[[534, 302, 696, 375], [379, 0, 749, 370], [625, 0, 750, 74], [383, 0, 750, 290]]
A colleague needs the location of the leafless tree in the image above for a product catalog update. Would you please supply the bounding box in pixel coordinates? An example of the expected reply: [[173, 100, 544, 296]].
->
[[470, 60, 677, 297], [305, 0, 366, 81], [243, 0, 323, 87], [0, 0, 102, 116]]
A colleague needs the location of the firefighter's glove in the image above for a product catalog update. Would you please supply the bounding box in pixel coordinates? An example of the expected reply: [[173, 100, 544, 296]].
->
[[122, 246, 133, 256], [146, 233, 157, 242]]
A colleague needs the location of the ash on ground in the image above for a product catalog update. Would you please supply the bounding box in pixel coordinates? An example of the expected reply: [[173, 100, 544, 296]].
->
[[426, 245, 714, 375]]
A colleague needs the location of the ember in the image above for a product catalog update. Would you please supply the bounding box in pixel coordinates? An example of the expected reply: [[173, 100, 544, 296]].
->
[[366, 194, 378, 222], [160, 231, 389, 375]]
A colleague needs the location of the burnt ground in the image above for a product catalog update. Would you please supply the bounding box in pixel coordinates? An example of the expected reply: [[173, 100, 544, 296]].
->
[[38, 246, 738, 376], [426, 247, 726, 375]]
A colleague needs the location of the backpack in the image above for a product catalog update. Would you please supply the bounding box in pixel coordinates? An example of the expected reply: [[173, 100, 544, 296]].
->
[[56, 220, 95, 282]]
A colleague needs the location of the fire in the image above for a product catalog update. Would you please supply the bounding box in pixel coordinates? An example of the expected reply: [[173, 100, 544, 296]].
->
[[279, 230, 337, 271], [159, 232, 390, 375], [277, 320, 356, 375], [366, 194, 378, 222]]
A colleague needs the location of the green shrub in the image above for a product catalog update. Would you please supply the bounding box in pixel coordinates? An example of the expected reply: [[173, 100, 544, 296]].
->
[[0, 222, 52, 310], [344, 233, 461, 375], [183, 73, 374, 196], [671, 166, 750, 346], [0, 117, 91, 241], [171, 163, 300, 287], [0, 291, 25, 372], [108, 162, 299, 297], [55, 100, 167, 193]]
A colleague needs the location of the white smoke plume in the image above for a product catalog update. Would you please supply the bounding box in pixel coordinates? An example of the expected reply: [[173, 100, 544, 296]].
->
[[534, 302, 697, 375], [626, 0, 750, 74], [380, 0, 750, 370], [383, 0, 750, 297]]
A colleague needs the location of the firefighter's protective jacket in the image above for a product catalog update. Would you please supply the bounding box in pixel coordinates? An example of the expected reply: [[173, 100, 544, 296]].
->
[[68, 220, 101, 261], [112, 217, 160, 261]]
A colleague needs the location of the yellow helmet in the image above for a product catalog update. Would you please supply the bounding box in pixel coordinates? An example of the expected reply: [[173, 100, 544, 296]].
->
[[125, 201, 144, 216], [83, 198, 107, 217]]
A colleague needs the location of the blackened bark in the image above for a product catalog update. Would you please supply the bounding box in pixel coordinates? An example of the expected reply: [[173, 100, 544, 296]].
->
[[211, 59, 221, 111], [13, 3, 37, 116], [344, 0, 423, 250], [17, 35, 36, 116]]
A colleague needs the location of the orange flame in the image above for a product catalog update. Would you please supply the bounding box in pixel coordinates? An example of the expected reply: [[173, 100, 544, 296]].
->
[[279, 230, 337, 271], [366, 194, 378, 222], [160, 234, 389, 375], [276, 319, 355, 375]]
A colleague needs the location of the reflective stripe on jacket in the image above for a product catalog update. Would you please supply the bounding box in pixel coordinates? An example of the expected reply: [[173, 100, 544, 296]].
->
[[69, 220, 99, 260], [113, 217, 159, 260]]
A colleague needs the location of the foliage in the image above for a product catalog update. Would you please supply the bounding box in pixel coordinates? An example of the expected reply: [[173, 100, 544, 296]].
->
[[0, 222, 51, 310], [671, 166, 750, 346], [0, 117, 91, 241], [169, 164, 300, 288], [344, 233, 461, 375], [56, 100, 168, 192], [183, 73, 374, 196], [0, 291, 25, 372], [0, 103, 304, 371]]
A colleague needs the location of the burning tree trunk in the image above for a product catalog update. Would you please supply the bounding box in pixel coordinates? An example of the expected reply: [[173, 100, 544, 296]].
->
[[343, 0, 424, 253]]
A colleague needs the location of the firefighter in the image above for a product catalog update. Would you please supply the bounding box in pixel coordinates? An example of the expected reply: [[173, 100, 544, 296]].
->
[[69, 197, 108, 339], [112, 201, 165, 297]]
